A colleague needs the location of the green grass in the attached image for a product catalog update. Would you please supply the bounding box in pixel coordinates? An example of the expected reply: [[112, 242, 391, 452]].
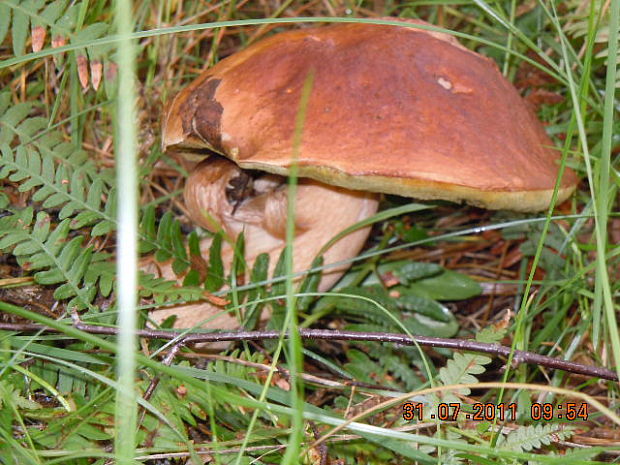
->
[[0, 1, 618, 464], [114, 1, 139, 464]]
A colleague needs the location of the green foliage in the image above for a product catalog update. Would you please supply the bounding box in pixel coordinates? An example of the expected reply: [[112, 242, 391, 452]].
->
[[0, 207, 113, 309], [0, 88, 207, 308], [497, 423, 575, 453], [243, 252, 270, 328], [503, 218, 571, 276], [438, 351, 491, 401], [320, 258, 476, 338], [28, 394, 115, 450], [434, 326, 506, 405], [140, 206, 190, 274], [137, 271, 203, 305], [0, 93, 112, 213], [0, 380, 41, 411], [344, 346, 423, 391], [0, 378, 45, 465], [0, 88, 119, 308], [0, 1, 616, 463], [204, 232, 225, 292], [0, 138, 115, 227], [564, 0, 620, 88], [406, 325, 506, 439], [404, 269, 482, 301], [0, 205, 202, 310], [0, 0, 113, 82]]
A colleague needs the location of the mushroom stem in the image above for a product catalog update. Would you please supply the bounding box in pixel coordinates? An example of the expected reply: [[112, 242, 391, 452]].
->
[[185, 156, 379, 290], [149, 156, 379, 331]]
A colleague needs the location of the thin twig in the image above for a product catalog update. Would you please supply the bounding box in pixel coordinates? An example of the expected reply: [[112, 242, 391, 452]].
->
[[309, 421, 329, 465], [0, 322, 617, 381], [136, 342, 184, 428], [142, 342, 183, 401]]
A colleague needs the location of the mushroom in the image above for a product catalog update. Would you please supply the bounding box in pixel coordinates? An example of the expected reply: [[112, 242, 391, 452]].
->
[[153, 19, 578, 329]]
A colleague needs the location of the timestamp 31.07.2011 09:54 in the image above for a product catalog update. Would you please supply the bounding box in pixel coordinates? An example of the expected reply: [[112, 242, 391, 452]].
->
[[402, 402, 589, 422]]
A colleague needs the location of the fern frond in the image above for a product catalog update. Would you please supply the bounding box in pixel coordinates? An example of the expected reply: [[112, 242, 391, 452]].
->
[[377, 346, 423, 391], [139, 205, 192, 272], [1, 1, 110, 54], [438, 352, 491, 399], [2, 0, 70, 55], [498, 423, 575, 452], [1, 0, 116, 93], [0, 92, 114, 229], [475, 325, 508, 344], [563, 0, 619, 88], [344, 348, 394, 387], [0, 143, 114, 227], [435, 327, 503, 402], [0, 196, 196, 310], [0, 207, 204, 309], [0, 94, 193, 265], [0, 208, 113, 309], [321, 285, 399, 325], [138, 271, 204, 306], [0, 93, 101, 175]]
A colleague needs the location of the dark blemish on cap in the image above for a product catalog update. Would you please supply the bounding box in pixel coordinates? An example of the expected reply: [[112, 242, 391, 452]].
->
[[181, 78, 224, 152]]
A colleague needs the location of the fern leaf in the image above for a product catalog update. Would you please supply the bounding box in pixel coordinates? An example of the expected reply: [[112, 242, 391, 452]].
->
[[0, 102, 32, 144], [73, 22, 108, 43], [379, 347, 423, 391], [499, 423, 575, 452], [37, 0, 68, 30], [204, 232, 224, 292], [84, 257, 115, 298], [138, 271, 204, 305], [151, 210, 191, 273], [154, 211, 174, 262], [0, 95, 194, 310], [2, 0, 111, 58], [139, 204, 157, 253], [322, 285, 399, 325], [0, 3, 10, 45], [91, 187, 116, 236], [438, 351, 491, 397], [10, 0, 30, 56], [138, 205, 194, 269], [0, 380, 41, 411], [0, 142, 114, 233], [435, 326, 502, 401], [296, 255, 322, 312], [433, 321, 507, 403], [344, 348, 390, 386], [475, 325, 507, 344], [51, 2, 79, 39], [170, 220, 188, 275], [15, 116, 47, 141], [0, 208, 111, 309], [242, 252, 269, 328], [230, 232, 246, 284]]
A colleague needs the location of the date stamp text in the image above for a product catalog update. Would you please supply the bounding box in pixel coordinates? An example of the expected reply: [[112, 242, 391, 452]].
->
[[402, 402, 588, 422]]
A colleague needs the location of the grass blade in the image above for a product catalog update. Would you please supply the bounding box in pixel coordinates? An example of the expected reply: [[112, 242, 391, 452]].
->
[[114, 0, 138, 463]]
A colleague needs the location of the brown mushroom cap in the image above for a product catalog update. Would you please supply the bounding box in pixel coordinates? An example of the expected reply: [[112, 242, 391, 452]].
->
[[164, 20, 578, 212]]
